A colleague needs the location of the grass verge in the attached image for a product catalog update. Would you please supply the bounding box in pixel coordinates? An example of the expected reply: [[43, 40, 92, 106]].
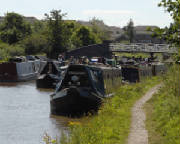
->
[[145, 65, 180, 144], [57, 76, 160, 144]]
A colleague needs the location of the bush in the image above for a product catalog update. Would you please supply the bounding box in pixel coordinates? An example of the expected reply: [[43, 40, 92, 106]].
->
[[0, 12, 32, 44], [22, 33, 48, 55], [0, 42, 24, 61]]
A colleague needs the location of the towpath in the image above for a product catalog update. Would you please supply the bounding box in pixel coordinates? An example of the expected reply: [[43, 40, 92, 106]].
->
[[127, 84, 162, 144]]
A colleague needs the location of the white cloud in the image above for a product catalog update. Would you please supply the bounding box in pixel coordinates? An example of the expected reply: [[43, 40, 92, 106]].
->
[[83, 10, 135, 15]]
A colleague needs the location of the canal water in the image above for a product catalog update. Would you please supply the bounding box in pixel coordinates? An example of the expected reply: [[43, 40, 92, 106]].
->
[[0, 81, 70, 144]]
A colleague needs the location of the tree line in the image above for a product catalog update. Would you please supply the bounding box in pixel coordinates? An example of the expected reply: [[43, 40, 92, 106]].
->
[[0, 10, 110, 60]]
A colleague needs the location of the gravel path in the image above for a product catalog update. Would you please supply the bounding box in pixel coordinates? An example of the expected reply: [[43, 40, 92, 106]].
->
[[127, 84, 162, 144]]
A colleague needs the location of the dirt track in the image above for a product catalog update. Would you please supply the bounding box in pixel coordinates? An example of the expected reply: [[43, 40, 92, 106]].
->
[[127, 84, 162, 144]]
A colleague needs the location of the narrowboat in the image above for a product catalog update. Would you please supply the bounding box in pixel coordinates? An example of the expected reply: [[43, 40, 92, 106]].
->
[[50, 64, 121, 116], [0, 57, 40, 82], [121, 62, 167, 83], [121, 64, 152, 83], [152, 63, 167, 75], [36, 61, 62, 89]]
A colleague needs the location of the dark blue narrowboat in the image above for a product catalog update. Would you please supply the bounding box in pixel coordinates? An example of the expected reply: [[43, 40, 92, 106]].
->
[[50, 64, 121, 116]]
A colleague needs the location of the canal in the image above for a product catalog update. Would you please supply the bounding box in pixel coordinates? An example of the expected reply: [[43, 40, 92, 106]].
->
[[0, 81, 70, 144]]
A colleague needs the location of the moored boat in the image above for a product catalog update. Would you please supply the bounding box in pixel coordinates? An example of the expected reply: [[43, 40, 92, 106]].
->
[[36, 61, 61, 89], [121, 62, 167, 83], [0, 57, 40, 82], [121, 64, 152, 83], [50, 64, 121, 116]]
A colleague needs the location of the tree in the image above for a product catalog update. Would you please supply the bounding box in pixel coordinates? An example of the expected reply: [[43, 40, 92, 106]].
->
[[63, 21, 77, 50], [45, 10, 70, 58], [89, 17, 110, 41], [72, 26, 101, 48], [22, 33, 48, 55], [123, 19, 135, 43], [0, 12, 32, 44], [31, 20, 46, 33], [153, 0, 180, 46]]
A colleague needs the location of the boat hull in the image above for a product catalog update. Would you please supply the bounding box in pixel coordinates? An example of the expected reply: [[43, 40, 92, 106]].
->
[[36, 61, 61, 89], [36, 75, 58, 89], [0, 61, 40, 82], [50, 88, 102, 117]]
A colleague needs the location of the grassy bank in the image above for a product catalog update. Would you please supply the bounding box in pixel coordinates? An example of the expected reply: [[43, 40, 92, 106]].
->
[[145, 65, 180, 144], [54, 77, 161, 144]]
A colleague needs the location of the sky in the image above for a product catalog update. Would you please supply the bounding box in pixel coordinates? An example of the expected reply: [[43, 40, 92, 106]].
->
[[0, 0, 173, 28]]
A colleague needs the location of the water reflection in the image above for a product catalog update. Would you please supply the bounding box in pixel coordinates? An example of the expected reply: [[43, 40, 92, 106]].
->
[[0, 81, 70, 144]]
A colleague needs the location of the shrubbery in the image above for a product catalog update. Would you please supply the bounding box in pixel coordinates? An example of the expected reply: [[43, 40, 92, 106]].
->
[[0, 42, 24, 61], [0, 13, 32, 44], [22, 33, 48, 55]]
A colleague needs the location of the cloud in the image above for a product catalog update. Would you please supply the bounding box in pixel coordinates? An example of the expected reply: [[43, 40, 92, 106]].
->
[[83, 10, 135, 15]]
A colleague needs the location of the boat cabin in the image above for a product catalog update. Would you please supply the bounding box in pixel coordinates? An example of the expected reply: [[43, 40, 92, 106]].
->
[[56, 64, 105, 96]]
